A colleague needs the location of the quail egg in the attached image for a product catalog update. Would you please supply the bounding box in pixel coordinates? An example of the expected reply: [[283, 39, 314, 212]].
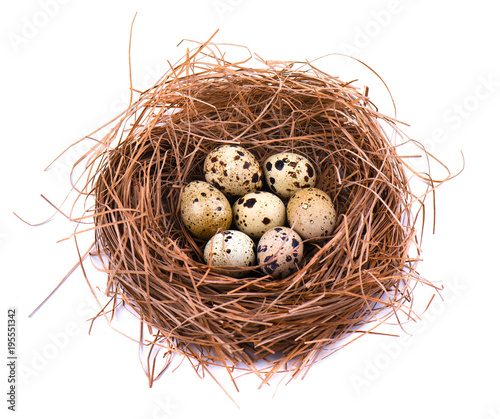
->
[[180, 181, 232, 239], [263, 152, 317, 199], [287, 187, 336, 240], [232, 191, 286, 239], [204, 145, 263, 196], [257, 227, 303, 278], [204, 230, 256, 275]]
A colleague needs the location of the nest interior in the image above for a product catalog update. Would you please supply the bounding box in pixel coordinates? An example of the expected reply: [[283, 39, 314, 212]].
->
[[79, 41, 432, 385]]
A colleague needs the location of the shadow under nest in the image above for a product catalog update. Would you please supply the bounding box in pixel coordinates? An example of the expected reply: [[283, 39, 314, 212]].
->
[[81, 44, 432, 385]]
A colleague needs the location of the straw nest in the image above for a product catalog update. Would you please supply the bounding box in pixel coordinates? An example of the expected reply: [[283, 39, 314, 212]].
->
[[74, 40, 439, 387]]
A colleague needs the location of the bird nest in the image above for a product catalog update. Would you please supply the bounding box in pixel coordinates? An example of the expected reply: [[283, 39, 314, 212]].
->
[[67, 39, 442, 388]]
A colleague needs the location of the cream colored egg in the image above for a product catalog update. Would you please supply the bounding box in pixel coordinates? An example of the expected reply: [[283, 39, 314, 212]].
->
[[256, 227, 303, 278], [180, 181, 232, 239], [232, 191, 286, 239], [263, 152, 317, 199], [287, 187, 336, 240], [204, 145, 263, 196], [204, 230, 256, 271]]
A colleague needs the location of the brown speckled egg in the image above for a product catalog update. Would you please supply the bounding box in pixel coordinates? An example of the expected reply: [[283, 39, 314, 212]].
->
[[204, 145, 263, 196], [232, 191, 286, 239], [263, 152, 317, 199], [286, 187, 336, 240], [257, 227, 303, 278], [204, 230, 256, 271], [180, 181, 232, 239]]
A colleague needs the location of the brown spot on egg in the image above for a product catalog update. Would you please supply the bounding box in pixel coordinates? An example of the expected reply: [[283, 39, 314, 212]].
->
[[243, 198, 257, 208], [306, 163, 314, 178]]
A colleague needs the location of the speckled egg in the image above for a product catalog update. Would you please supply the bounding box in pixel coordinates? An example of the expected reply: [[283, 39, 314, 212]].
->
[[257, 227, 304, 278], [232, 191, 286, 239], [263, 152, 317, 199], [286, 187, 336, 240], [204, 230, 256, 272], [180, 181, 232, 239], [204, 145, 263, 196]]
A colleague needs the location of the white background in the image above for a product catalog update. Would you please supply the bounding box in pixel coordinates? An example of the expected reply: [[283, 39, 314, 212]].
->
[[1, 0, 500, 418]]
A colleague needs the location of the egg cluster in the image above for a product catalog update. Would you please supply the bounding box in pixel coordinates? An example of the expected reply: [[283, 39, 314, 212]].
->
[[180, 145, 337, 278]]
